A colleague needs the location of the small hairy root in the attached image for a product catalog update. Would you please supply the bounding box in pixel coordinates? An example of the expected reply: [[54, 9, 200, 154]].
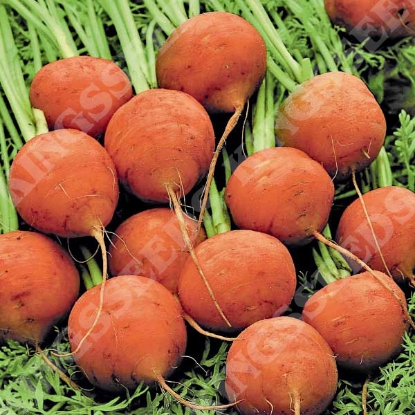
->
[[197, 105, 244, 232], [362, 377, 370, 415], [156, 374, 241, 411], [351, 171, 393, 279], [182, 310, 237, 342], [53, 225, 108, 357], [167, 184, 232, 328], [36, 344, 80, 390]]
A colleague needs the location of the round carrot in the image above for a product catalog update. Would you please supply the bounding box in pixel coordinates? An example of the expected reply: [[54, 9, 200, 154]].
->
[[225, 316, 338, 415], [178, 230, 297, 332], [336, 185, 415, 285], [225, 147, 335, 246], [68, 275, 187, 392], [156, 12, 266, 114], [104, 88, 215, 203], [302, 271, 409, 373], [9, 128, 119, 239], [109, 207, 206, 293], [275, 71, 386, 180], [0, 230, 79, 345], [30, 56, 133, 137], [325, 0, 415, 39]]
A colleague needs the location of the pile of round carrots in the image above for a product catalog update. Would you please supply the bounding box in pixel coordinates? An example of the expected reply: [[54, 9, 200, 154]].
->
[[1, 2, 415, 414]]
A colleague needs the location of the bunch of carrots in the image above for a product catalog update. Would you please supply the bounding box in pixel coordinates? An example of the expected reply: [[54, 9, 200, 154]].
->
[[1, 0, 415, 414]]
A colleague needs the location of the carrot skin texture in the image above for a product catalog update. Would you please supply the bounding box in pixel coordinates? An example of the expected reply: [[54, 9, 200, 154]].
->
[[336, 186, 415, 284], [68, 275, 187, 392], [275, 72, 386, 180], [225, 147, 335, 246], [325, 0, 415, 39], [109, 208, 206, 293], [225, 316, 338, 415], [302, 271, 409, 373], [156, 12, 267, 114], [30, 56, 133, 137], [178, 230, 297, 332], [8, 129, 119, 238], [0, 231, 80, 345], [104, 89, 215, 202]]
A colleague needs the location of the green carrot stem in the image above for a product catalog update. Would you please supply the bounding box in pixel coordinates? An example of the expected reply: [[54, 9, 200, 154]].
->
[[0, 5, 36, 142], [252, 78, 266, 154], [374, 148, 393, 188], [317, 237, 340, 278], [0, 65, 35, 142], [146, 19, 159, 88], [202, 210, 215, 239], [313, 224, 352, 283], [267, 58, 298, 92], [80, 245, 103, 288], [39, 29, 60, 63], [314, 52, 328, 74], [244, 120, 254, 157], [0, 121, 19, 234], [8, 0, 77, 58], [33, 108, 49, 136], [116, 0, 151, 86], [312, 249, 338, 285], [80, 265, 94, 291], [156, 0, 188, 26], [0, 94, 24, 153], [87, 0, 112, 59], [28, 22, 43, 74], [208, 0, 225, 12], [61, 3, 95, 56], [222, 148, 232, 184], [286, 2, 339, 73], [0, 7, 29, 102], [142, 0, 176, 35], [44, 0, 79, 56], [237, 0, 303, 83], [187, 0, 201, 17], [299, 58, 314, 82], [265, 76, 277, 149], [98, 0, 150, 93], [321, 225, 353, 274], [206, 178, 231, 235]]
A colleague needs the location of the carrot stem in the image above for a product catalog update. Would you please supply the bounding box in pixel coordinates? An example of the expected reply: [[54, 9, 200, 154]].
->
[[80, 245, 103, 287], [0, 5, 37, 142], [80, 265, 94, 291], [156, 0, 188, 26], [98, 0, 150, 93], [237, 0, 304, 83], [6, 0, 77, 58], [0, 122, 18, 234], [142, 0, 176, 35], [206, 178, 231, 236], [187, 0, 201, 17]]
